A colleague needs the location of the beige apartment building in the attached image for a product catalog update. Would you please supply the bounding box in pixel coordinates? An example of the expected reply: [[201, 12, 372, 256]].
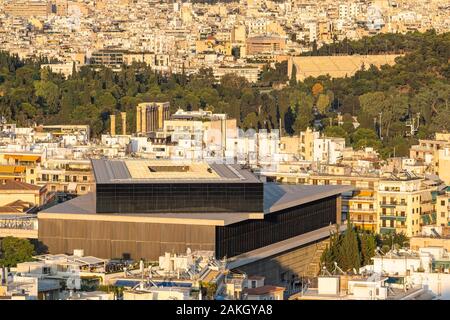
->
[[265, 165, 440, 237], [348, 190, 377, 232], [214, 65, 261, 83], [0, 180, 46, 207], [0, 151, 93, 195], [436, 187, 450, 228], [246, 36, 286, 55], [3, 0, 52, 17], [409, 132, 450, 184], [436, 147, 450, 185], [377, 176, 435, 237], [36, 159, 94, 195], [278, 128, 319, 161]]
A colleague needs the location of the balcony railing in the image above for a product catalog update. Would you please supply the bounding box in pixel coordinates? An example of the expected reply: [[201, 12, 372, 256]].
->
[[379, 201, 397, 207], [349, 207, 376, 212], [379, 201, 407, 207], [380, 227, 396, 234], [350, 196, 375, 201], [380, 214, 407, 221], [351, 220, 377, 225]]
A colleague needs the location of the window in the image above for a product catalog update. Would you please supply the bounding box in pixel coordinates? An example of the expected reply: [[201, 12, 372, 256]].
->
[[442, 200, 446, 206], [81, 186, 86, 191], [83, 176, 88, 181], [30, 169, 34, 174], [442, 212, 446, 218]]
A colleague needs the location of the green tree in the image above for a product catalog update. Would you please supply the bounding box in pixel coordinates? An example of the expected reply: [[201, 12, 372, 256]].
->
[[242, 112, 259, 130], [321, 225, 342, 272], [289, 64, 297, 87], [359, 232, 377, 266], [316, 94, 330, 114], [337, 225, 360, 272], [324, 126, 347, 138], [0, 237, 35, 267], [351, 128, 382, 150]]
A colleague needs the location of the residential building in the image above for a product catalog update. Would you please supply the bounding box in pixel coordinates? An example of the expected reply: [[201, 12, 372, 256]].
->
[[377, 174, 435, 237]]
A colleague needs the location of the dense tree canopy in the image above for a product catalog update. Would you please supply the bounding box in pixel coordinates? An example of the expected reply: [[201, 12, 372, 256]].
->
[[0, 237, 35, 267], [0, 31, 449, 157]]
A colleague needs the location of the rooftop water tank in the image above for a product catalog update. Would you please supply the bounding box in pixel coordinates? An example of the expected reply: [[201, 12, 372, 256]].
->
[[73, 249, 84, 257]]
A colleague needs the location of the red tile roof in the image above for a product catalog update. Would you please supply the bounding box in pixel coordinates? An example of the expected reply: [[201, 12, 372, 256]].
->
[[0, 180, 42, 191]]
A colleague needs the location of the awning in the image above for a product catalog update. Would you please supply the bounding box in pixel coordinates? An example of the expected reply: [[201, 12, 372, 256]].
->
[[0, 165, 26, 173], [4, 154, 41, 162], [358, 190, 373, 197], [67, 183, 77, 192], [421, 214, 431, 225]]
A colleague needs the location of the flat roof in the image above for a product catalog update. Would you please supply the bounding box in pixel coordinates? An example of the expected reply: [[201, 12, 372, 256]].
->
[[264, 184, 353, 213], [38, 193, 264, 226], [38, 184, 351, 225], [91, 159, 261, 184]]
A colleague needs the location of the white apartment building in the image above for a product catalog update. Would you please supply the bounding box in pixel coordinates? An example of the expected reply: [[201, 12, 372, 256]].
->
[[313, 137, 346, 165]]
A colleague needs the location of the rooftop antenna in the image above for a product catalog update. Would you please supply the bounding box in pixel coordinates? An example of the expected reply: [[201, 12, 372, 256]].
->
[[333, 262, 345, 275]]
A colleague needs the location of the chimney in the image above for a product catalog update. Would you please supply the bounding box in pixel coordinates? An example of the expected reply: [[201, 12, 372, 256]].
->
[[121, 112, 127, 135], [110, 114, 116, 136]]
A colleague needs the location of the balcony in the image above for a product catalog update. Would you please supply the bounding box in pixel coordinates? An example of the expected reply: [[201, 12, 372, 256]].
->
[[349, 207, 376, 213], [380, 227, 396, 234], [351, 220, 376, 225], [380, 214, 407, 221], [379, 201, 397, 208], [350, 196, 375, 202]]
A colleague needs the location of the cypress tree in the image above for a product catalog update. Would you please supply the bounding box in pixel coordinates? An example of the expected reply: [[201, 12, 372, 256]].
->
[[338, 225, 360, 272], [359, 232, 377, 266], [289, 64, 297, 87]]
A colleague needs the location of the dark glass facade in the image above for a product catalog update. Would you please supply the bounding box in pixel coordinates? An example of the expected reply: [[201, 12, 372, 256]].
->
[[215, 196, 337, 258], [96, 182, 264, 213]]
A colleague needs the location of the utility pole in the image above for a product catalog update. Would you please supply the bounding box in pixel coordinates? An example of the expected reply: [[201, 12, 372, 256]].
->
[[279, 117, 282, 137], [379, 112, 383, 140]]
